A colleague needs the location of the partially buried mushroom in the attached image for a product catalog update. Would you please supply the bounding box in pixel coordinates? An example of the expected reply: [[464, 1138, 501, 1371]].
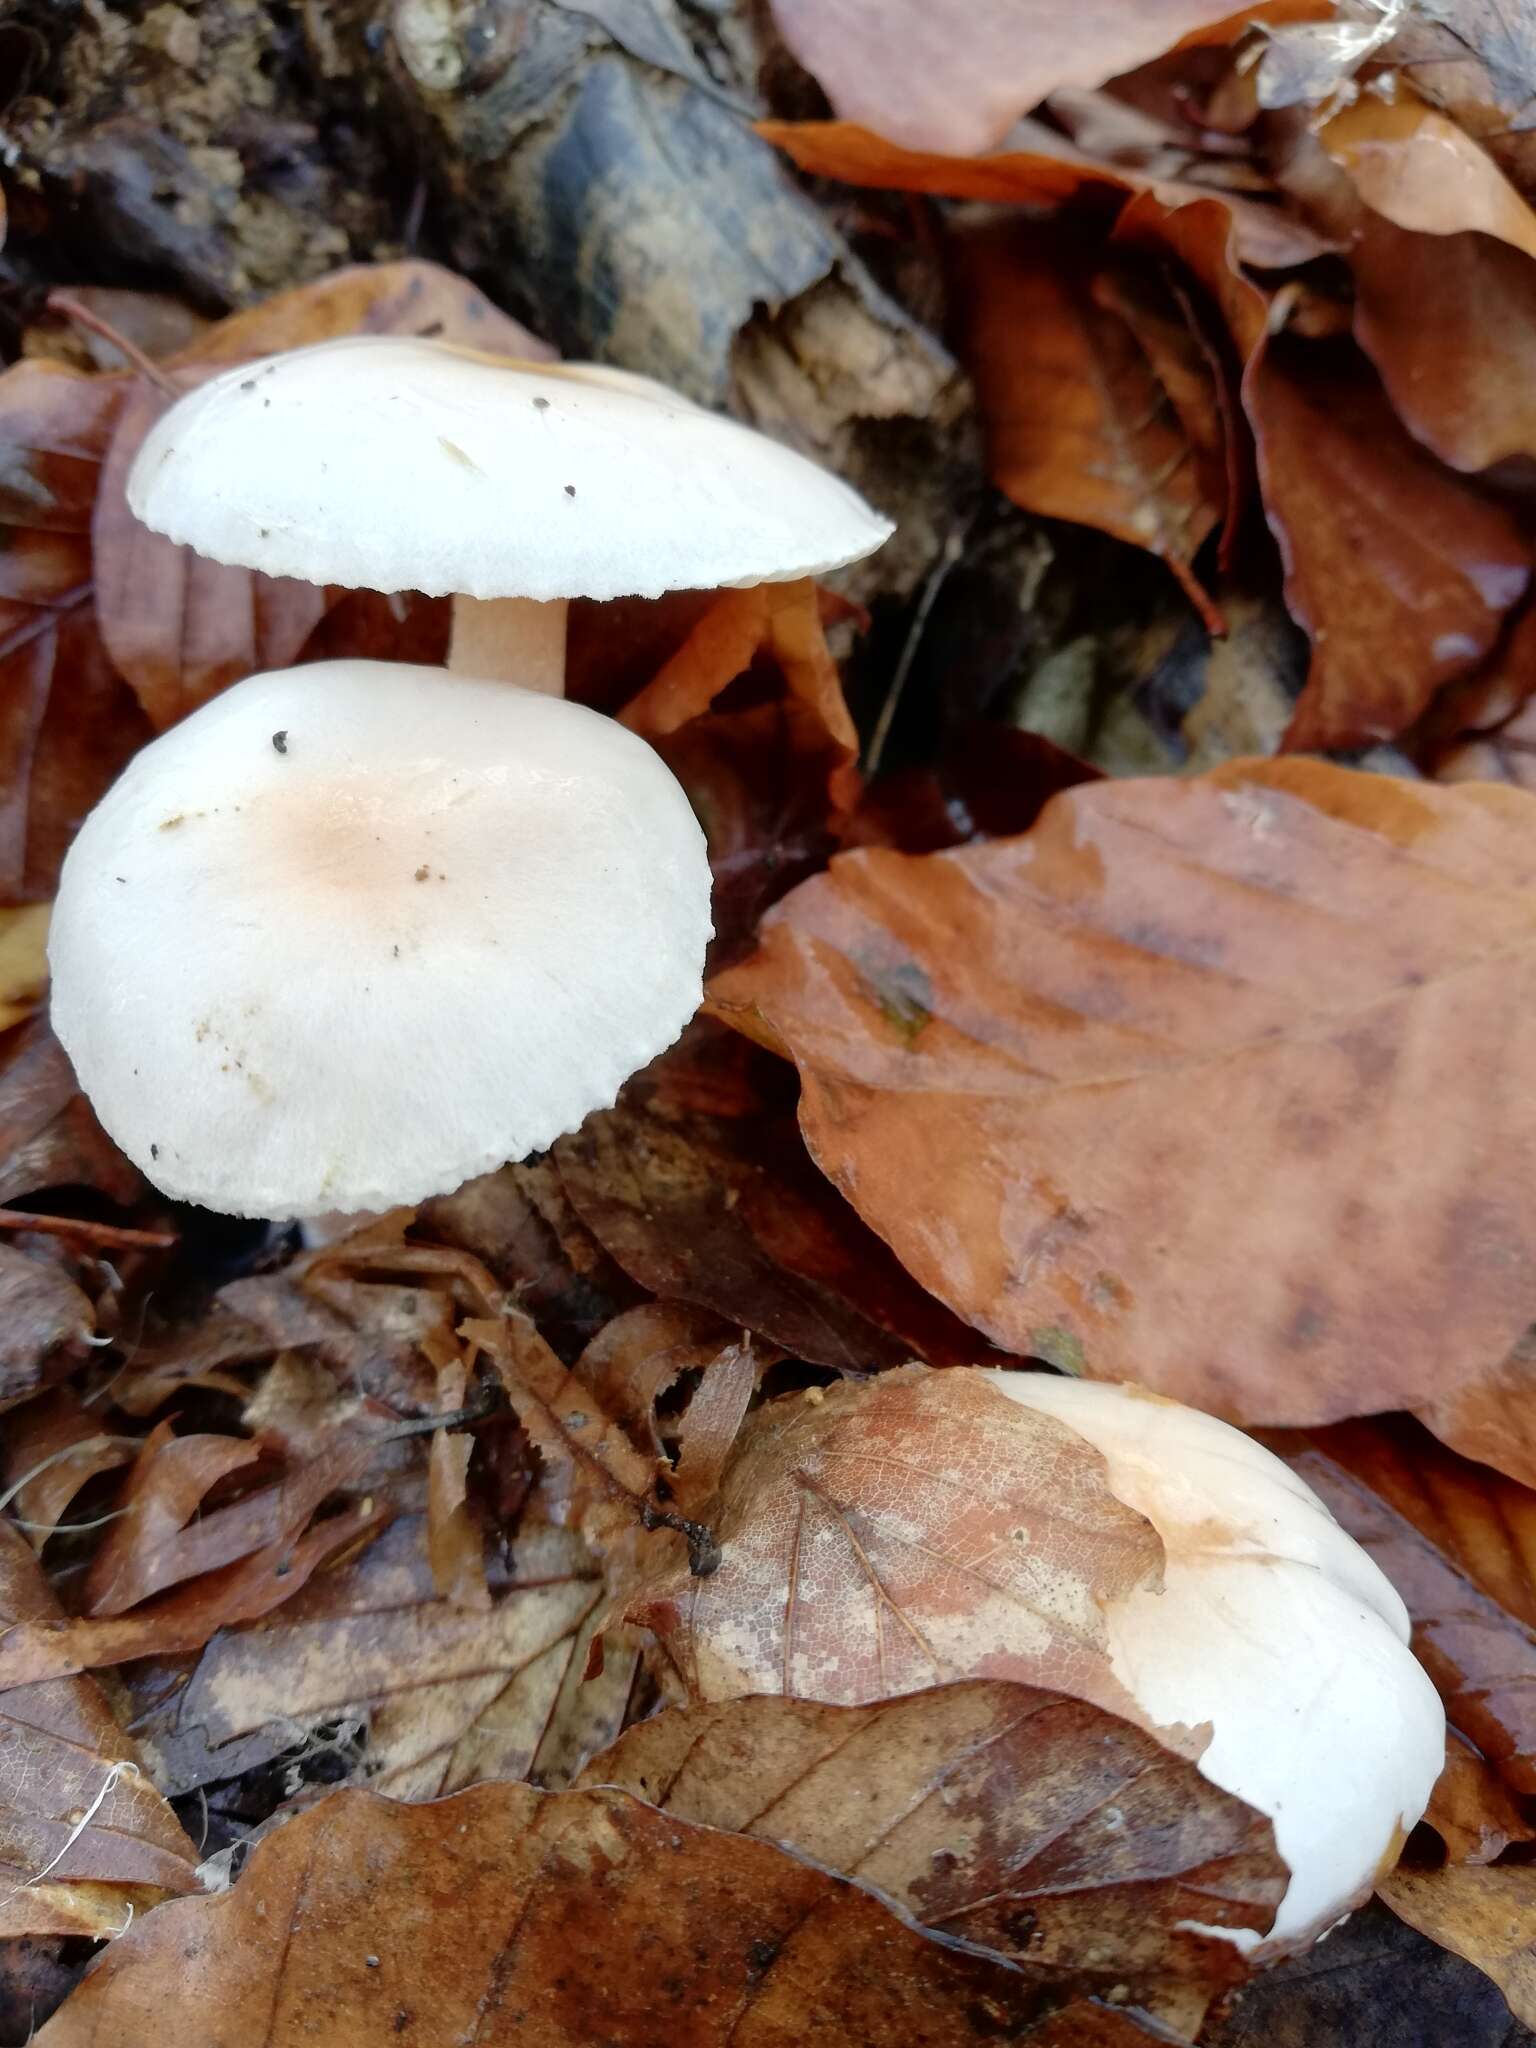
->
[[48, 661, 713, 1216], [126, 337, 894, 694]]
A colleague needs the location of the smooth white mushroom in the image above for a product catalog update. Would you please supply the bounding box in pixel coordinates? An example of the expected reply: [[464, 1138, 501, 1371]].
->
[[127, 337, 894, 696], [48, 659, 712, 1216], [981, 1372, 1445, 1952]]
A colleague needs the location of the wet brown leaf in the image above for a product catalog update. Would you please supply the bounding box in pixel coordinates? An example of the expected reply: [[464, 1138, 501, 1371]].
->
[[950, 220, 1223, 632], [1380, 1865, 1536, 2028], [80, 1422, 275, 1616], [712, 760, 1536, 1464], [625, 1368, 1161, 1714], [554, 1022, 1010, 1373], [1249, 339, 1530, 750], [33, 1778, 1160, 2047], [1275, 1419, 1536, 1795], [0, 1522, 197, 1937], [766, 0, 1270, 155], [583, 1682, 1283, 2018], [1323, 96, 1536, 256]]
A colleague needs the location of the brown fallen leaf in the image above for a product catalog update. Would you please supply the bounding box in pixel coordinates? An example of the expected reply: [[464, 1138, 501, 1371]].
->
[[583, 1682, 1283, 2023], [1275, 1420, 1536, 1795], [33, 1779, 1167, 2047], [0, 1387, 135, 1546], [80, 1422, 277, 1616], [1423, 1732, 1535, 1866], [554, 1021, 1011, 1372], [949, 219, 1223, 633], [0, 1018, 141, 1209], [1380, 1865, 1536, 2029], [766, 0, 1274, 155], [758, 119, 1328, 267], [131, 1510, 626, 1802], [0, 1243, 94, 1411], [625, 1367, 1160, 1714], [1248, 337, 1530, 749], [1323, 96, 1536, 257], [0, 1521, 198, 1937], [711, 759, 1536, 1468]]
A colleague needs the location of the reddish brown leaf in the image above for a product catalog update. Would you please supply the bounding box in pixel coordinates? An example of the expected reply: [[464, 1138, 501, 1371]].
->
[[0, 1389, 135, 1546], [625, 1368, 1161, 1714], [1349, 217, 1536, 475], [81, 1423, 269, 1616], [711, 760, 1536, 1466], [758, 119, 1327, 267], [0, 1244, 94, 1411], [1248, 338, 1530, 749], [32, 1779, 1156, 2048], [585, 1683, 1282, 2022], [1323, 96, 1536, 256], [1276, 1421, 1536, 1797], [0, 1460, 389, 1687], [1424, 1732, 1535, 1866], [0, 1019, 140, 1208], [950, 220, 1223, 632], [554, 1022, 1010, 1372], [766, 0, 1272, 155], [0, 1522, 197, 1937]]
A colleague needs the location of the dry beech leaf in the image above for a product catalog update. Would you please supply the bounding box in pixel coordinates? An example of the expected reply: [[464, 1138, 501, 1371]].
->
[[1248, 338, 1530, 750], [132, 1512, 629, 1802], [757, 120, 1328, 268], [0, 1459, 390, 1688], [949, 220, 1223, 632], [582, 1682, 1283, 2020], [1274, 1420, 1536, 1795], [1348, 215, 1536, 474], [766, 0, 1267, 155], [0, 1018, 141, 1209], [0, 1522, 198, 1937], [1423, 1732, 1535, 1866], [1380, 1865, 1536, 2029], [554, 1022, 1010, 1373], [1322, 96, 1536, 257], [711, 760, 1536, 1466], [625, 1368, 1161, 1714], [80, 1422, 273, 1616], [31, 1780, 1167, 2048], [0, 1388, 135, 1546]]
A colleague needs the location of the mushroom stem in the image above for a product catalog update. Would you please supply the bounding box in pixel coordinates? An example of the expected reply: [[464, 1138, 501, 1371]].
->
[[448, 595, 568, 696]]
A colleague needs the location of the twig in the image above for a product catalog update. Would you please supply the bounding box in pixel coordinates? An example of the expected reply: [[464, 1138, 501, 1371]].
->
[[46, 292, 178, 394], [0, 1207, 178, 1252]]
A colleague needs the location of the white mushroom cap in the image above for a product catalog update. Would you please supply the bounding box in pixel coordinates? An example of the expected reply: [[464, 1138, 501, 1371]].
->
[[48, 660, 712, 1217], [127, 337, 894, 601], [981, 1373, 1444, 1952]]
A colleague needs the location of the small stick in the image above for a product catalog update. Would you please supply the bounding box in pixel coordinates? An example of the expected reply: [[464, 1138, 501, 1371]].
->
[[0, 1207, 178, 1252], [46, 291, 178, 396]]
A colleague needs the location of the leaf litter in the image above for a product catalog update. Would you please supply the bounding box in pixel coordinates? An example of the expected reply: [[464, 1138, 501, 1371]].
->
[[9, 1, 1536, 2040]]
